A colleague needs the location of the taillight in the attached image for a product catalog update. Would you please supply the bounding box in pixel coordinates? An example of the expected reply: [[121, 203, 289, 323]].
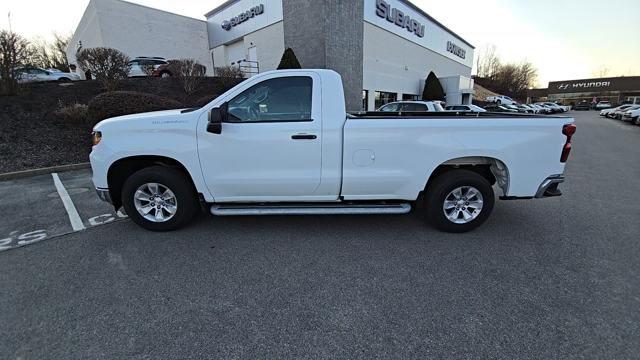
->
[[560, 124, 576, 163]]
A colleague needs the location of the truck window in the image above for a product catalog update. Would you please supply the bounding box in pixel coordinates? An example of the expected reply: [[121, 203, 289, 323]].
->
[[228, 76, 312, 122]]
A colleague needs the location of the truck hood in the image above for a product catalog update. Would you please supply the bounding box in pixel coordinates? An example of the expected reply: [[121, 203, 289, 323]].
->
[[94, 108, 199, 131]]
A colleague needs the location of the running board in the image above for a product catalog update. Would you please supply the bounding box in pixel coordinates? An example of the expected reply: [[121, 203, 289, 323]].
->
[[210, 203, 412, 216]]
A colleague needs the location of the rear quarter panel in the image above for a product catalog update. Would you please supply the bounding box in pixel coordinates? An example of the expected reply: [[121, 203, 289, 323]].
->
[[342, 116, 574, 200]]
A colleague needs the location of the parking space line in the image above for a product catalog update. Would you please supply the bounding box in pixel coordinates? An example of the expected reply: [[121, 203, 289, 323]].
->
[[52, 173, 86, 231]]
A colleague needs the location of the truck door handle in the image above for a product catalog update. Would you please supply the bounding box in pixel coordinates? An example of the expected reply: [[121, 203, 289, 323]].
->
[[291, 134, 317, 140]]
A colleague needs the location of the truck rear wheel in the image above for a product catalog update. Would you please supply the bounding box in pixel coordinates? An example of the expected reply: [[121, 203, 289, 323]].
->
[[424, 170, 495, 233], [121, 166, 198, 231]]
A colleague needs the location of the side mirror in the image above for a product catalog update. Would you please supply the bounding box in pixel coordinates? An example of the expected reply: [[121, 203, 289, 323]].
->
[[207, 103, 227, 134]]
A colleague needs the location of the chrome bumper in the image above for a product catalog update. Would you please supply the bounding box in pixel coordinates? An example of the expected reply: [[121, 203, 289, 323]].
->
[[535, 175, 565, 198], [96, 188, 112, 204]]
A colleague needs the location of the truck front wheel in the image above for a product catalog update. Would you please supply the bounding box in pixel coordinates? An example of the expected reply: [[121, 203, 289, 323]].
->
[[424, 170, 495, 233], [121, 166, 198, 231]]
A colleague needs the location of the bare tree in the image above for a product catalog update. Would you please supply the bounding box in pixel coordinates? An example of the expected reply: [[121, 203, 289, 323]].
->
[[76, 47, 131, 91], [476, 45, 501, 79], [0, 30, 33, 95], [141, 62, 156, 77], [214, 66, 244, 90], [592, 66, 610, 78], [26, 33, 71, 71], [169, 59, 207, 95]]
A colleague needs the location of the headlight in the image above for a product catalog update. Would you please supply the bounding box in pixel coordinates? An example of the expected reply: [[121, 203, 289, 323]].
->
[[92, 131, 102, 146]]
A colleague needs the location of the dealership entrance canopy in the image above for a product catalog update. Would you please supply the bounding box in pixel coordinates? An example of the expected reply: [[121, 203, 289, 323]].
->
[[206, 0, 475, 111], [527, 76, 640, 105]]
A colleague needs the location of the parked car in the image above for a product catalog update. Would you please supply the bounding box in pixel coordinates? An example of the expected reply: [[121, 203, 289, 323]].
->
[[378, 101, 444, 112], [619, 105, 640, 121], [504, 104, 528, 113], [445, 104, 487, 112], [128, 57, 169, 77], [151, 63, 173, 78], [514, 104, 535, 113], [484, 104, 519, 113], [595, 101, 612, 110], [89, 69, 575, 233], [574, 101, 591, 111], [613, 105, 640, 120], [528, 104, 551, 114], [486, 95, 517, 105], [600, 105, 632, 117], [15, 67, 81, 83], [555, 103, 571, 112], [626, 108, 640, 125], [535, 102, 564, 113]]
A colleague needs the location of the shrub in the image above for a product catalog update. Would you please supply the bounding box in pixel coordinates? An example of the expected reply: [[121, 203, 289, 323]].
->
[[54, 102, 89, 124], [0, 30, 33, 95], [214, 66, 244, 90], [422, 71, 445, 102], [194, 94, 219, 107], [167, 59, 207, 95], [277, 48, 302, 70], [88, 91, 184, 123], [76, 47, 131, 91]]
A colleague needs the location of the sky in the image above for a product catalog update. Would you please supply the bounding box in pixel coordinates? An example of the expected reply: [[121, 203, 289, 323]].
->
[[1, 0, 639, 87]]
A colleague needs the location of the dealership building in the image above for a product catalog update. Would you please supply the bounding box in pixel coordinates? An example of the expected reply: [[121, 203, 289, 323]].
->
[[206, 0, 476, 111], [527, 76, 640, 105], [69, 0, 475, 111]]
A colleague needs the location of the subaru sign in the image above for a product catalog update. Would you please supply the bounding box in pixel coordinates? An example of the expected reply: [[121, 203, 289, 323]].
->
[[375, 0, 425, 38], [221, 4, 265, 31]]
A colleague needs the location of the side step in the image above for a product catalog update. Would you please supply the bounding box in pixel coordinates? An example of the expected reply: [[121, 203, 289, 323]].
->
[[210, 203, 412, 216]]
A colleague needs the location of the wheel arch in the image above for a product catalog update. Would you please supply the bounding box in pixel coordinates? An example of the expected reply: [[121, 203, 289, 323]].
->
[[422, 156, 510, 198], [107, 155, 199, 210]]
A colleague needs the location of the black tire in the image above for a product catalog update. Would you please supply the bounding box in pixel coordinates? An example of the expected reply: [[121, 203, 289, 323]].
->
[[633, 117, 640, 126], [58, 77, 71, 83], [424, 170, 495, 233], [121, 166, 198, 231], [496, 100, 502, 105]]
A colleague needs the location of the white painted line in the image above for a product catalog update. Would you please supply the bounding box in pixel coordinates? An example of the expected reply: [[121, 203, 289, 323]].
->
[[52, 173, 86, 231]]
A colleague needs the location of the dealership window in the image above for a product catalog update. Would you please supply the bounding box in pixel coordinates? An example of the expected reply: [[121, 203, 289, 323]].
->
[[374, 91, 397, 110], [403, 94, 419, 101], [228, 76, 312, 122], [362, 90, 369, 111]]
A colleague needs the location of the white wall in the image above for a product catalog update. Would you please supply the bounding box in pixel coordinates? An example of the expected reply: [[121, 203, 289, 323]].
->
[[363, 22, 472, 98], [206, 0, 283, 49], [439, 75, 475, 105], [67, 0, 214, 77], [66, 0, 103, 74], [364, 0, 474, 68], [211, 21, 285, 75]]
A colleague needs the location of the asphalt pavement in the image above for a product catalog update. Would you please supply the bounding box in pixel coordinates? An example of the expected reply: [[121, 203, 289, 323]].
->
[[1, 111, 639, 359]]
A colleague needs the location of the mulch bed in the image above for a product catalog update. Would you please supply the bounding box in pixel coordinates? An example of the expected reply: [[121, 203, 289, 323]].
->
[[0, 77, 228, 173]]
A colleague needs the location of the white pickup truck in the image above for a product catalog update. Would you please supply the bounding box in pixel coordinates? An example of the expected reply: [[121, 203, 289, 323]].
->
[[90, 70, 576, 233]]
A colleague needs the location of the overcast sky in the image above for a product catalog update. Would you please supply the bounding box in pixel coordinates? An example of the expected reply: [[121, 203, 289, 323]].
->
[[1, 0, 638, 86]]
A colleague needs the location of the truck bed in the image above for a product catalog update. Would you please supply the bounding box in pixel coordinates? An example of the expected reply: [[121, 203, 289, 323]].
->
[[348, 111, 564, 119], [340, 112, 573, 200]]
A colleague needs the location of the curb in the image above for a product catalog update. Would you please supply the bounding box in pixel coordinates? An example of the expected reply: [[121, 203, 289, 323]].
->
[[0, 163, 91, 181]]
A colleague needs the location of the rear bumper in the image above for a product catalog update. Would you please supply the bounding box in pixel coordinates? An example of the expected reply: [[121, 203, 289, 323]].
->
[[535, 175, 565, 198]]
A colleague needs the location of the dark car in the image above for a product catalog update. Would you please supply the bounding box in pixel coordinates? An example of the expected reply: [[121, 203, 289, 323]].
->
[[484, 104, 519, 113], [574, 101, 591, 111]]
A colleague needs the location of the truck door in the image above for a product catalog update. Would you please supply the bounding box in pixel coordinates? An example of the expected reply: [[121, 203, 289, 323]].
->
[[198, 73, 323, 202]]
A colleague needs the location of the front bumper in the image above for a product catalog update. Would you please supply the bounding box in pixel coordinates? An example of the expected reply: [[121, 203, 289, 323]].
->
[[96, 188, 112, 204], [535, 175, 565, 198]]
